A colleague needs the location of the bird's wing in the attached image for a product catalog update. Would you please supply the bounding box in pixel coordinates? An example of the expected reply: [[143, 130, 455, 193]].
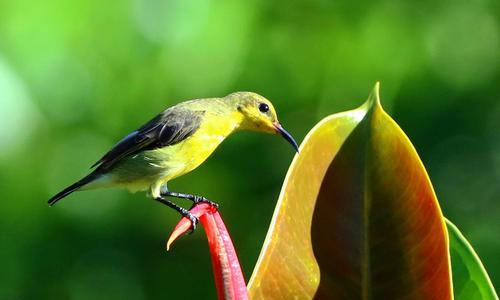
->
[[91, 108, 205, 171]]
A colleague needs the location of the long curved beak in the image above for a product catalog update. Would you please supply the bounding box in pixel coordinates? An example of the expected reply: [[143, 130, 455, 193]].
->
[[274, 123, 299, 152]]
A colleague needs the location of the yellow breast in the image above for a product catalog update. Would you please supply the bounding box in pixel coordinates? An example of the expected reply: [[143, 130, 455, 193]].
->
[[153, 110, 242, 182]]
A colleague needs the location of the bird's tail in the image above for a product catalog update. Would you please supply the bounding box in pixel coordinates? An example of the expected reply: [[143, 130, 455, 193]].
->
[[47, 172, 100, 206]]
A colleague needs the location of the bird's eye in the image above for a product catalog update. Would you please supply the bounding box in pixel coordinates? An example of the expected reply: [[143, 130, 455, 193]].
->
[[258, 103, 269, 113]]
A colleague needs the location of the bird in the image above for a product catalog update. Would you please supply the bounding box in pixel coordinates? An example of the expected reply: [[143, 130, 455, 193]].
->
[[48, 92, 299, 230]]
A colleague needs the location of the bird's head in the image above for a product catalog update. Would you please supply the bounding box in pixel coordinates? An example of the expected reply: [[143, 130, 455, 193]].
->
[[225, 92, 299, 152]]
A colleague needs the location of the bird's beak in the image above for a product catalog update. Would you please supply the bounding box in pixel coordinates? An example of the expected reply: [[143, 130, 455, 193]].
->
[[273, 122, 299, 152]]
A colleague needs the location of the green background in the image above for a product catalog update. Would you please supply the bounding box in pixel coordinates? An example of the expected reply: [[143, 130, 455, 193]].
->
[[0, 0, 498, 299]]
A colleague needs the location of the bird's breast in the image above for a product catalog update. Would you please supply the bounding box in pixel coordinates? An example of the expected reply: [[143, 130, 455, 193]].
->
[[178, 119, 235, 168], [153, 113, 240, 180]]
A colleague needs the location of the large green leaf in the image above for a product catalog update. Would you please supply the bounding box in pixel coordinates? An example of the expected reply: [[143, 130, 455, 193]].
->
[[447, 219, 498, 300], [248, 83, 453, 299]]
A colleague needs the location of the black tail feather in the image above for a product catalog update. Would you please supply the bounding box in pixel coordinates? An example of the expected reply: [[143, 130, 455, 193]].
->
[[47, 173, 99, 206]]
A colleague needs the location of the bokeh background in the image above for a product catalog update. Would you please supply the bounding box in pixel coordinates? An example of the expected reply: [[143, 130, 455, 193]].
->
[[0, 0, 498, 299]]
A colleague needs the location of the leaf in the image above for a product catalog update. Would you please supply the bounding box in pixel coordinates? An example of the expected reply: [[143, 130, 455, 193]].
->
[[248, 83, 453, 299], [167, 203, 249, 300], [446, 219, 498, 300]]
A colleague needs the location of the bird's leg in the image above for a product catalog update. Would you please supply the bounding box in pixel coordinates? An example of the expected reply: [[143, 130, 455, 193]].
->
[[154, 196, 199, 233], [161, 191, 219, 209]]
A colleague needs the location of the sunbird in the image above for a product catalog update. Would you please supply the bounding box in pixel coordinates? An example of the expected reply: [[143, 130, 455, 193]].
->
[[48, 92, 298, 230]]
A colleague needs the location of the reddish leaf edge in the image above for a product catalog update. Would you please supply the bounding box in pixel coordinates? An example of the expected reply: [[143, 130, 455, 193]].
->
[[167, 203, 249, 300]]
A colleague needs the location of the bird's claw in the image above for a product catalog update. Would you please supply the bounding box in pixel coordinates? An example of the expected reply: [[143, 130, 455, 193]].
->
[[181, 210, 199, 234], [193, 196, 219, 209]]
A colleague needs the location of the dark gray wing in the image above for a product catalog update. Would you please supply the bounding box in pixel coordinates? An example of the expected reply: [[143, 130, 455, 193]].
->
[[92, 108, 205, 172]]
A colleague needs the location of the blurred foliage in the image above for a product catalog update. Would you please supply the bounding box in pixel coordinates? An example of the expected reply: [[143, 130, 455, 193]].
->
[[0, 0, 498, 299]]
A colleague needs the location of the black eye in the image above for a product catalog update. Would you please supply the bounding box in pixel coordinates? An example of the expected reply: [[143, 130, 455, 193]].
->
[[258, 103, 269, 113]]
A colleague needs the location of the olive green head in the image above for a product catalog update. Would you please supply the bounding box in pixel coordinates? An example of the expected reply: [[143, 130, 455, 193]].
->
[[225, 92, 299, 152]]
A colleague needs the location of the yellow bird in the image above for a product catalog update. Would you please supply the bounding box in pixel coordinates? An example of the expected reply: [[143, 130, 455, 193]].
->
[[48, 92, 298, 230]]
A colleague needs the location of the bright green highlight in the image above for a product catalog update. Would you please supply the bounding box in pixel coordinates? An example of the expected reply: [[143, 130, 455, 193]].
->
[[447, 219, 498, 300]]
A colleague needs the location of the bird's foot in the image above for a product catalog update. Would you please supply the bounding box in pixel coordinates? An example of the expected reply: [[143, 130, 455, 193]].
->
[[179, 208, 199, 234], [192, 195, 219, 209], [161, 191, 220, 210], [154, 196, 199, 233]]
